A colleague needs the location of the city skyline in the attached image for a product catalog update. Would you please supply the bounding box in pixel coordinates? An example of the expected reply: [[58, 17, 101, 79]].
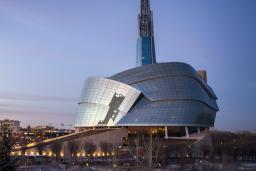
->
[[0, 0, 256, 131]]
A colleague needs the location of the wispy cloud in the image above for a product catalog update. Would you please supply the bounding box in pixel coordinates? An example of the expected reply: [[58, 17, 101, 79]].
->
[[0, 107, 74, 117], [0, 92, 77, 128], [0, 92, 77, 102], [0, 110, 75, 128], [0, 102, 44, 110]]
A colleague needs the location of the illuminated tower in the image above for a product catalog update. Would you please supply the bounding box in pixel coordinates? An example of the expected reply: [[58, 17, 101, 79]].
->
[[136, 0, 156, 66]]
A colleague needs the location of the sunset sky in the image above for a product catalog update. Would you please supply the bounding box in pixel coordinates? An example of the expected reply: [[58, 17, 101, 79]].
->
[[0, 0, 255, 131]]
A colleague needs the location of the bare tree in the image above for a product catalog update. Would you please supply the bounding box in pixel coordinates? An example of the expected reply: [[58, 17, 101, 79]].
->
[[0, 123, 16, 170], [110, 143, 119, 169], [100, 142, 112, 154], [127, 135, 143, 170], [51, 142, 62, 163], [100, 142, 112, 162], [84, 142, 96, 163], [142, 131, 162, 171], [35, 144, 44, 156], [128, 129, 162, 171], [67, 141, 79, 164]]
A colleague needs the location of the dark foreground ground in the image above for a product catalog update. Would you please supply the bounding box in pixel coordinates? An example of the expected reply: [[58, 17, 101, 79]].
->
[[17, 161, 256, 171]]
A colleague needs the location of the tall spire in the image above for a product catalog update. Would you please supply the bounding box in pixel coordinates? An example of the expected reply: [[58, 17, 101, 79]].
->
[[139, 0, 153, 37], [136, 0, 156, 66]]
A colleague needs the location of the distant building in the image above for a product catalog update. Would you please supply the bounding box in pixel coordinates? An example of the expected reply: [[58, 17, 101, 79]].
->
[[31, 125, 56, 132], [16, 125, 75, 147], [0, 119, 20, 133]]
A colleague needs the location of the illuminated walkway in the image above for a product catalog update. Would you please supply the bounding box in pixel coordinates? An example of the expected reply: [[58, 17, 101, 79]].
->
[[14, 128, 119, 151]]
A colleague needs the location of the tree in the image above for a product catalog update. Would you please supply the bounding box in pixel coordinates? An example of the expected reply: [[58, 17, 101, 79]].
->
[[84, 142, 96, 163], [111, 143, 119, 169], [128, 129, 162, 171], [100, 142, 112, 154], [51, 142, 62, 163], [35, 144, 44, 156], [100, 142, 119, 168], [100, 142, 112, 161], [128, 135, 142, 170], [142, 131, 162, 171], [0, 123, 16, 171], [67, 141, 79, 164]]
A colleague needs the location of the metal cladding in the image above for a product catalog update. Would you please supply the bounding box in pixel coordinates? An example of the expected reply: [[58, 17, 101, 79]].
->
[[136, 0, 156, 66], [75, 62, 218, 128], [75, 78, 141, 127], [110, 62, 218, 127]]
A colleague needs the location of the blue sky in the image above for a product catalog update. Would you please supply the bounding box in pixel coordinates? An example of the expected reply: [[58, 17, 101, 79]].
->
[[0, 0, 255, 131]]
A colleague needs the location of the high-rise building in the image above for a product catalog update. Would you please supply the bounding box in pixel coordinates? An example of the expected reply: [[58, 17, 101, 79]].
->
[[136, 0, 156, 66], [0, 119, 20, 133]]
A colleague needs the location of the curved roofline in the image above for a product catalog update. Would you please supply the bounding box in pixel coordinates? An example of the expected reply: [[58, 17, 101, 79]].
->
[[116, 123, 214, 127], [112, 62, 192, 74], [141, 98, 219, 111], [85, 77, 141, 94], [129, 74, 217, 100], [109, 62, 217, 99]]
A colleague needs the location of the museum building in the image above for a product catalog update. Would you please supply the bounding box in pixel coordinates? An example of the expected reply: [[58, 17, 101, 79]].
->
[[74, 0, 219, 138]]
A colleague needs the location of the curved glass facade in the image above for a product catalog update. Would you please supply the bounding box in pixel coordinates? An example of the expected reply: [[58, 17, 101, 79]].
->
[[111, 62, 218, 127], [75, 62, 218, 128], [75, 77, 141, 127], [130, 76, 218, 110], [117, 97, 216, 127]]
